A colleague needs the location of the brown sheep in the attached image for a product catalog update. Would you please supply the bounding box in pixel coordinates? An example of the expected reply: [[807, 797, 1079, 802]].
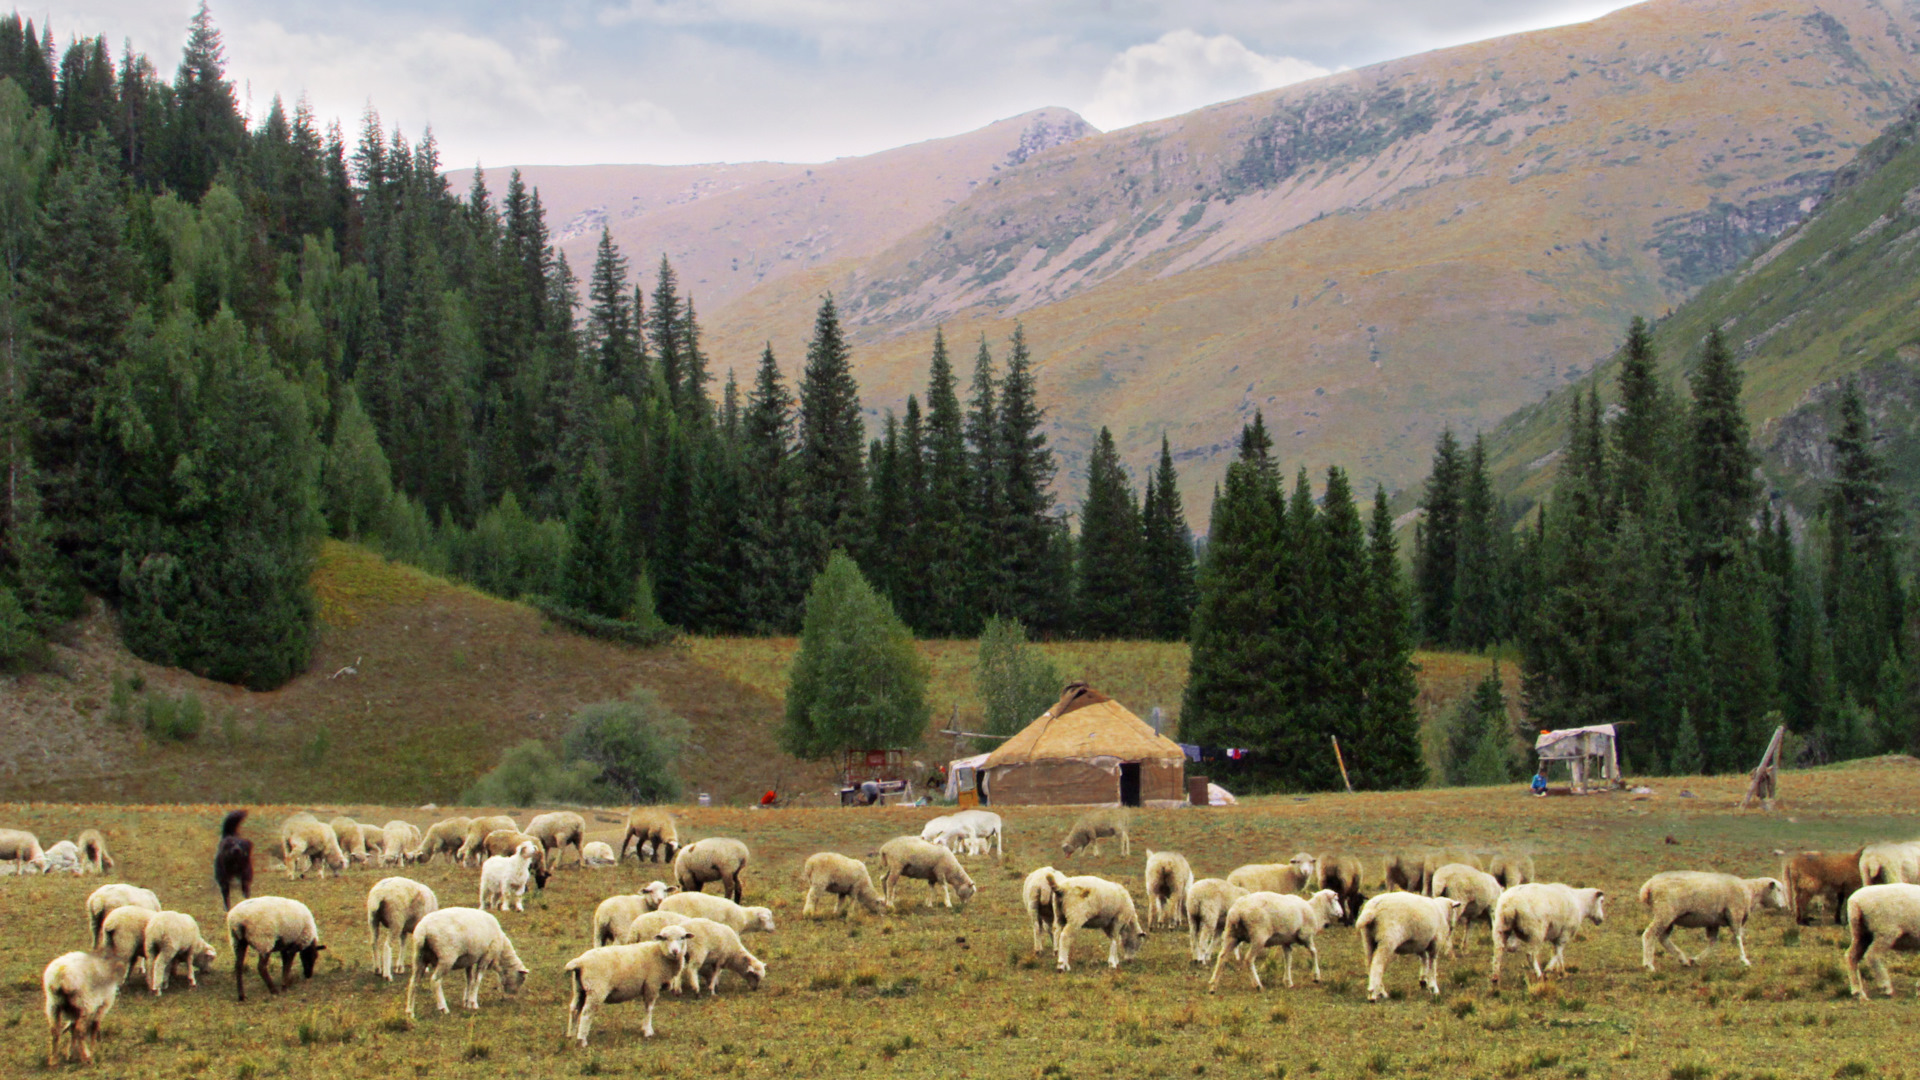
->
[[622, 808, 679, 863], [1317, 854, 1366, 924], [1383, 853, 1428, 894], [1783, 850, 1865, 926]]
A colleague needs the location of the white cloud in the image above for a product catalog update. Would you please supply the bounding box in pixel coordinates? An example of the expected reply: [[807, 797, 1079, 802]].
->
[[1082, 29, 1333, 131]]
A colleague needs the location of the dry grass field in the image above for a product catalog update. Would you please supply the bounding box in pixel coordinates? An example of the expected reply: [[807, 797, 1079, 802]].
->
[[3, 758, 1917, 1079]]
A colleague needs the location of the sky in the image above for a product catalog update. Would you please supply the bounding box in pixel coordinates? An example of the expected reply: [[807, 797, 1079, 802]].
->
[[43, 0, 1639, 168]]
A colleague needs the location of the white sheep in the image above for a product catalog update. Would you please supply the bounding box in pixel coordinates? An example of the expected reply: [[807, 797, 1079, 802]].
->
[[86, 884, 160, 949], [280, 814, 347, 879], [941, 809, 1004, 857], [564, 937, 690, 1044], [1639, 872, 1786, 971], [100, 905, 158, 984], [1227, 854, 1318, 896], [622, 808, 679, 863], [1859, 842, 1920, 886], [405, 907, 529, 1018], [527, 811, 588, 868], [1429, 863, 1505, 955], [1048, 871, 1145, 971], [658, 917, 767, 995], [592, 882, 680, 946], [226, 896, 326, 1002], [409, 816, 472, 864], [329, 816, 370, 865], [76, 829, 114, 874], [877, 836, 977, 909], [1209, 889, 1345, 992], [0, 827, 47, 874], [1059, 808, 1129, 857], [1486, 853, 1536, 890], [142, 911, 217, 994], [616, 909, 693, 946], [381, 821, 422, 867], [1844, 883, 1920, 999], [478, 840, 540, 912], [43, 951, 118, 1066], [800, 852, 890, 917], [582, 841, 618, 867], [1023, 865, 1066, 954], [1356, 892, 1464, 1002], [657, 891, 777, 933], [457, 815, 519, 866], [359, 823, 387, 861], [367, 876, 440, 980], [1489, 883, 1606, 985], [674, 837, 751, 901], [1187, 878, 1250, 965], [42, 840, 84, 875], [1144, 850, 1194, 929]]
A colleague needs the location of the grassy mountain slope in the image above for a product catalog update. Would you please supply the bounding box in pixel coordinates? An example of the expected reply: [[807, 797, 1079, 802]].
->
[[1480, 98, 1920, 518], [685, 0, 1920, 512]]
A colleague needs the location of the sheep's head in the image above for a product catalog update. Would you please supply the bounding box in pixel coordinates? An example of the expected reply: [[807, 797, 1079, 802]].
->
[[192, 941, 218, 972], [1313, 889, 1344, 923], [1060, 834, 1083, 858], [1753, 878, 1788, 911], [500, 961, 530, 995], [1585, 890, 1607, 925], [1290, 853, 1319, 879], [741, 954, 767, 989], [639, 881, 677, 910], [298, 942, 326, 978], [515, 840, 541, 862], [954, 878, 979, 906], [1118, 917, 1144, 960], [655, 926, 691, 964], [745, 907, 776, 932], [324, 848, 348, 871]]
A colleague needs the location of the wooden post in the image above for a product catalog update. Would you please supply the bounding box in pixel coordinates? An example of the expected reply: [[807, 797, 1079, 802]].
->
[[1741, 724, 1787, 809], [1331, 735, 1354, 793]]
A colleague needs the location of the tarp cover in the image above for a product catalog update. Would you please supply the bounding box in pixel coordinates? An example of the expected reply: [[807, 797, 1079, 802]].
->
[[981, 684, 1185, 805]]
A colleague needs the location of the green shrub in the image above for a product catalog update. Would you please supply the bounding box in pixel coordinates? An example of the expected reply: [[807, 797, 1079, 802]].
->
[[563, 689, 689, 803], [0, 585, 42, 672], [142, 690, 204, 742], [461, 740, 607, 806]]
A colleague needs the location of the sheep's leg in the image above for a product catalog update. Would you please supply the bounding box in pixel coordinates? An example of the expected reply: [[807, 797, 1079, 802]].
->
[[234, 946, 250, 1002], [1367, 939, 1391, 1002], [185, 954, 199, 988], [1282, 943, 1295, 988], [1107, 932, 1121, 968], [1056, 922, 1075, 972], [1033, 912, 1049, 955], [641, 984, 659, 1038], [257, 949, 278, 995], [1871, 942, 1895, 998], [148, 945, 167, 994], [802, 885, 817, 918], [46, 1011, 61, 1067], [433, 962, 452, 1013], [942, 880, 954, 909], [1691, 926, 1719, 966], [1207, 935, 1233, 993], [573, 998, 595, 1045], [1121, 831, 1130, 857], [1732, 921, 1752, 968], [1309, 938, 1323, 983], [465, 967, 481, 1010]]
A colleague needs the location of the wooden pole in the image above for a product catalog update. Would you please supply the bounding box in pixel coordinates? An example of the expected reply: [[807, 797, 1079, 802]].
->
[[1741, 724, 1787, 809], [1331, 735, 1354, 793]]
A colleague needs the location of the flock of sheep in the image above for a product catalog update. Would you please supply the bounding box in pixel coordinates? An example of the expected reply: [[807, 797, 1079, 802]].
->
[[18, 806, 1920, 1066]]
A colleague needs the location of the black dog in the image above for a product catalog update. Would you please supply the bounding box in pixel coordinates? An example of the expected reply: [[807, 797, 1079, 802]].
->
[[215, 809, 253, 910]]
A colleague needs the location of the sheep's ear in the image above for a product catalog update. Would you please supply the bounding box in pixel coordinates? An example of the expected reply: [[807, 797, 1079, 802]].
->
[[313, 944, 328, 952], [666, 885, 681, 894]]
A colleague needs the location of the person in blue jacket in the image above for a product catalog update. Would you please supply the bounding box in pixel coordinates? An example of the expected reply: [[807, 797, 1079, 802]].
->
[[1530, 771, 1549, 797]]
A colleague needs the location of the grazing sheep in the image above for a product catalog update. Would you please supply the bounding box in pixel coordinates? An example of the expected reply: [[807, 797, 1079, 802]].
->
[[657, 891, 776, 933], [0, 828, 47, 873], [1843, 883, 1920, 999], [359, 824, 387, 861], [591, 883, 680, 946], [75, 829, 113, 875], [329, 817, 370, 865], [1783, 850, 1865, 925], [1383, 852, 1428, 894], [800, 852, 890, 918], [43, 840, 84, 875], [1060, 808, 1130, 858], [42, 951, 117, 1066], [478, 840, 541, 912], [564, 937, 690, 1044], [381, 821, 422, 867], [142, 911, 217, 994], [225, 896, 325, 1002], [1209, 889, 1345, 992], [409, 817, 473, 864], [367, 877, 439, 980], [1144, 850, 1195, 929], [674, 837, 751, 901], [1317, 854, 1366, 924], [214, 809, 253, 909], [279, 814, 347, 879], [582, 841, 618, 867], [1024, 866, 1067, 954], [660, 917, 767, 995], [1859, 842, 1920, 886], [457, 815, 519, 866], [1489, 883, 1606, 985], [943, 809, 1005, 857], [621, 808, 679, 863], [1226, 854, 1317, 896], [527, 811, 588, 869], [1429, 864, 1505, 955], [1048, 871, 1145, 971], [405, 907, 529, 1019], [1187, 878, 1251, 965], [86, 884, 160, 949], [1356, 892, 1465, 1002], [100, 905, 158, 984], [1487, 853, 1536, 889], [1638, 872, 1786, 971], [615, 910, 693, 946], [482, 829, 552, 890], [877, 836, 978, 909]]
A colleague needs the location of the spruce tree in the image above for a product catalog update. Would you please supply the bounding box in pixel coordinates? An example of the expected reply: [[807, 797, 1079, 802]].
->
[[918, 330, 973, 635], [585, 227, 641, 401], [1359, 485, 1424, 788], [1451, 435, 1503, 649], [1825, 380, 1905, 705], [864, 416, 908, 604], [1414, 428, 1464, 644], [964, 337, 1005, 618], [648, 256, 685, 406], [1075, 426, 1143, 638], [1686, 328, 1759, 570], [1140, 436, 1197, 641], [163, 3, 245, 201], [737, 344, 805, 632], [1612, 316, 1670, 519], [996, 325, 1059, 632], [562, 464, 631, 619], [894, 394, 930, 631], [796, 295, 866, 565]]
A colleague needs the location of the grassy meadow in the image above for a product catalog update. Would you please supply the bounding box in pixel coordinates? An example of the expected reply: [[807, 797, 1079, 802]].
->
[[3, 758, 1919, 1079]]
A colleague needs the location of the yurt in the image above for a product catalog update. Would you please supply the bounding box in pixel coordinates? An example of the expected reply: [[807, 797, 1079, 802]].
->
[[980, 683, 1186, 806]]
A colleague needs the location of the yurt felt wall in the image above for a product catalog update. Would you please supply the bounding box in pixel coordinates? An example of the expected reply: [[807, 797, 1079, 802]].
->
[[981, 683, 1185, 806]]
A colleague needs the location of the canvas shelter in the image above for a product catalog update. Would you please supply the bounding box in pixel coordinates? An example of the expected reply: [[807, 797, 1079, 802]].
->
[[1533, 724, 1621, 793], [980, 683, 1186, 806]]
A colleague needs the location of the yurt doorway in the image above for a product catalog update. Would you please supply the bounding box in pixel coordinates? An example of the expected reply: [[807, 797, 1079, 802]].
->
[[1119, 763, 1142, 807]]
